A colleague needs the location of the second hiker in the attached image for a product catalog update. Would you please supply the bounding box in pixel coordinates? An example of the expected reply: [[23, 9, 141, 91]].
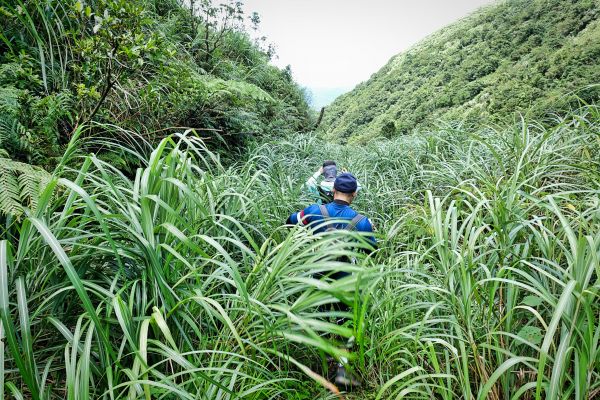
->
[[305, 160, 362, 204]]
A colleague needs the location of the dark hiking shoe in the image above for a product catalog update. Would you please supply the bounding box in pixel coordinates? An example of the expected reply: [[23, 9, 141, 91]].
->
[[334, 364, 362, 390], [325, 357, 337, 380]]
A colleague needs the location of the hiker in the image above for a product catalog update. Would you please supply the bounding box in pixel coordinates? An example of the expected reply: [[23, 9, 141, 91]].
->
[[305, 160, 362, 204], [287, 172, 375, 388], [291, 172, 375, 245]]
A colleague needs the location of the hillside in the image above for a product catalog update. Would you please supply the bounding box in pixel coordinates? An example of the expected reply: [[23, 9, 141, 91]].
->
[[0, 0, 311, 169], [319, 0, 600, 143]]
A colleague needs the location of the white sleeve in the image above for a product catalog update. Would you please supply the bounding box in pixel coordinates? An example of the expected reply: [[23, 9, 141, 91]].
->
[[305, 171, 321, 189]]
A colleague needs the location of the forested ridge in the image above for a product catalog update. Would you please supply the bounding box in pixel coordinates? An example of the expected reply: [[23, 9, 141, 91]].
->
[[0, 0, 311, 170], [0, 0, 599, 399], [320, 0, 600, 143]]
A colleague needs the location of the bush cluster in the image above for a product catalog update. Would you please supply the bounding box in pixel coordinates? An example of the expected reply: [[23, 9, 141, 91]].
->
[[0, 0, 312, 169]]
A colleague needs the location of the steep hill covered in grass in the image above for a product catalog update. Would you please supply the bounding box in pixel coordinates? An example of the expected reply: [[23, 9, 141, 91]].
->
[[319, 0, 600, 143]]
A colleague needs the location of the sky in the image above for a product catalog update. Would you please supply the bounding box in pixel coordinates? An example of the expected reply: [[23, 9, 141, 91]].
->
[[242, 0, 496, 108]]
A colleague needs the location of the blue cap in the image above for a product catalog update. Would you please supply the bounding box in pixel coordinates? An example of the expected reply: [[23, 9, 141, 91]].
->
[[334, 172, 358, 193]]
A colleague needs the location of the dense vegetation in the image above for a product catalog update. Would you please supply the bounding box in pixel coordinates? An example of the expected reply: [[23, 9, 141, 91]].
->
[[319, 0, 600, 143], [0, 0, 311, 169], [1, 0, 600, 399], [1, 105, 599, 399]]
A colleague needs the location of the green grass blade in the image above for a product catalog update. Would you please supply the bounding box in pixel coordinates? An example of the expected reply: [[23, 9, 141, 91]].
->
[[28, 218, 116, 362]]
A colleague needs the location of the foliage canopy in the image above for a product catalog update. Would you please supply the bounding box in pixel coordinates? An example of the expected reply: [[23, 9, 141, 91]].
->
[[0, 0, 312, 168]]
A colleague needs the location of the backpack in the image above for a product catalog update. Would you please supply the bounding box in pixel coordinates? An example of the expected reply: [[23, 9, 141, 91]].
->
[[317, 186, 334, 203], [318, 205, 366, 232], [318, 204, 367, 270]]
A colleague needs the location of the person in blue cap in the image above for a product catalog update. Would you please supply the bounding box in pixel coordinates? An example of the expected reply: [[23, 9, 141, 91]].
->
[[286, 172, 375, 389], [290, 172, 375, 243]]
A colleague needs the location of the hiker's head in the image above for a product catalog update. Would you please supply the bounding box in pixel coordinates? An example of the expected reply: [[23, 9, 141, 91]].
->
[[322, 160, 337, 181], [333, 172, 358, 203]]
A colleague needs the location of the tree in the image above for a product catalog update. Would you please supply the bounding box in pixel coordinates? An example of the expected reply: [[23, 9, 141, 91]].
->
[[191, 0, 245, 68]]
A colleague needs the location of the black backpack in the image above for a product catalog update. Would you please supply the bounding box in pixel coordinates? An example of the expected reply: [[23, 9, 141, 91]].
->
[[317, 186, 335, 203]]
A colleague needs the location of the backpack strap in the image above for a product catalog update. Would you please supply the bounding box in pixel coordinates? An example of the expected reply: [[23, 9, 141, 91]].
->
[[319, 204, 330, 218], [317, 186, 334, 202], [346, 213, 366, 231], [319, 205, 365, 231]]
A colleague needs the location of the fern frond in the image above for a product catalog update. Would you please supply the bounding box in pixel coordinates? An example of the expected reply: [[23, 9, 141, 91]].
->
[[18, 170, 40, 211], [0, 86, 28, 154], [0, 157, 52, 217], [0, 116, 9, 147], [0, 114, 32, 155], [0, 165, 23, 218], [55, 89, 74, 111], [200, 75, 274, 104], [0, 86, 22, 114]]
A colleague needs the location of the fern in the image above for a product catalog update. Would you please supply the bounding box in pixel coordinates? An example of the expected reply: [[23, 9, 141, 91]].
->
[[18, 170, 40, 211], [0, 86, 21, 113], [0, 114, 31, 151], [0, 85, 32, 158], [34, 89, 74, 128], [200, 75, 275, 105], [0, 85, 73, 166], [0, 157, 52, 218], [0, 164, 22, 217]]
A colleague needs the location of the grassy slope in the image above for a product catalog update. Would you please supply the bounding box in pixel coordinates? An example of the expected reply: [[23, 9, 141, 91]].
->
[[319, 0, 600, 143], [1, 105, 598, 399]]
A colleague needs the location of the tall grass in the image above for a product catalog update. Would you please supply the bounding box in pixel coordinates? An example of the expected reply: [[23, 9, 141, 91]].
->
[[1, 105, 599, 398]]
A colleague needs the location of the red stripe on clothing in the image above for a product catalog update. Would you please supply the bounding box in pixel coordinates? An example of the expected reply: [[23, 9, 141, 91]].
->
[[300, 210, 308, 225]]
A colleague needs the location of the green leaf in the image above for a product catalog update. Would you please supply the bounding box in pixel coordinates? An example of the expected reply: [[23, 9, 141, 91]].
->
[[517, 326, 543, 346], [522, 295, 543, 307], [28, 219, 116, 362]]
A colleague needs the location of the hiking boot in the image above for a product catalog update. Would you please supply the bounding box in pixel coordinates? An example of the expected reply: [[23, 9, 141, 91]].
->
[[325, 356, 337, 380], [334, 364, 362, 390]]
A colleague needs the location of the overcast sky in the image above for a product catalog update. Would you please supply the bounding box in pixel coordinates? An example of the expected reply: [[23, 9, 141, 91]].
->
[[242, 0, 496, 107]]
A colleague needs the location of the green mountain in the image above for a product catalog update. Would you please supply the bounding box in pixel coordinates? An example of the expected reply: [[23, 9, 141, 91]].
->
[[319, 0, 600, 143]]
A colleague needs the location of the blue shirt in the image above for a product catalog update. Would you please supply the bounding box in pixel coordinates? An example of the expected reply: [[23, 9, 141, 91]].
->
[[288, 200, 376, 245]]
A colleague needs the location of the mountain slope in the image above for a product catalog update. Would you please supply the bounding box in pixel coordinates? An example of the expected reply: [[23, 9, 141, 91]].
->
[[319, 0, 600, 143]]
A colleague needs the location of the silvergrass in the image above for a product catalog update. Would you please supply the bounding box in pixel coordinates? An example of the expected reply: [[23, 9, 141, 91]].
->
[[0, 105, 599, 398]]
